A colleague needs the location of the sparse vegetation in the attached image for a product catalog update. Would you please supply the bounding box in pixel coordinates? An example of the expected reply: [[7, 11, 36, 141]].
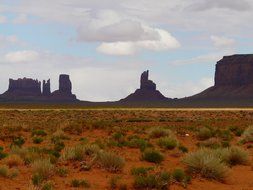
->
[[142, 149, 164, 164]]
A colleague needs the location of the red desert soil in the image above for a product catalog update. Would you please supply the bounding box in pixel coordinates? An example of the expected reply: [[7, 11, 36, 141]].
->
[[0, 109, 253, 190]]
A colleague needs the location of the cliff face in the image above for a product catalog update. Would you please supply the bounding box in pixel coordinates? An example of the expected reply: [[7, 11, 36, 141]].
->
[[215, 55, 253, 86], [192, 54, 253, 99], [120, 70, 169, 102]]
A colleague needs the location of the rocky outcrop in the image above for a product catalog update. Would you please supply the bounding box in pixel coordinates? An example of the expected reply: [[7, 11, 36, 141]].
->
[[2, 78, 41, 98], [191, 54, 253, 99], [51, 74, 77, 101], [0, 74, 77, 102], [42, 79, 51, 96], [120, 70, 169, 102]]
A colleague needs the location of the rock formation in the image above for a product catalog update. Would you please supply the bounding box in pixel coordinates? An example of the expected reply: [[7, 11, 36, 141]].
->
[[191, 54, 253, 99], [51, 74, 77, 101], [120, 70, 169, 102], [0, 74, 77, 102], [42, 79, 51, 96], [2, 78, 41, 98]]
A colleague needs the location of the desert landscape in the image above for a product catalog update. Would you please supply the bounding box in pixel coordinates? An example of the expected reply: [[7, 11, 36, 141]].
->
[[0, 108, 253, 190]]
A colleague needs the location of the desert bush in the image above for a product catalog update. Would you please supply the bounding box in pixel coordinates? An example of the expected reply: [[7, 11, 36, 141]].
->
[[197, 138, 221, 149], [219, 147, 249, 166], [178, 145, 188, 153], [131, 167, 154, 176], [197, 127, 213, 140], [157, 136, 178, 150], [0, 165, 19, 178], [109, 176, 120, 189], [133, 171, 170, 189], [97, 151, 125, 172], [56, 167, 68, 177], [171, 168, 191, 187], [142, 149, 164, 164], [71, 179, 90, 188], [32, 159, 54, 181], [3, 154, 23, 167], [32, 130, 47, 137], [61, 144, 86, 161], [41, 181, 54, 190], [229, 126, 244, 137], [127, 137, 149, 151], [240, 126, 253, 144], [33, 137, 44, 144], [183, 149, 228, 181], [149, 128, 171, 138], [12, 136, 25, 147], [0, 146, 8, 159]]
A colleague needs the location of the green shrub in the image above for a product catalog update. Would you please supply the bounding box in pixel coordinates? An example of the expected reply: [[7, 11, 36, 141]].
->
[[32, 130, 47, 137], [240, 126, 253, 144], [223, 147, 248, 166], [0, 165, 19, 179], [142, 149, 164, 164], [197, 127, 212, 140], [127, 137, 149, 151], [33, 137, 44, 144], [157, 137, 178, 150], [133, 171, 170, 189], [56, 167, 68, 177], [12, 136, 25, 147], [131, 167, 154, 176], [183, 149, 228, 181], [178, 145, 188, 153], [41, 181, 54, 190], [0, 147, 8, 159], [149, 128, 171, 138], [97, 151, 125, 172], [71, 179, 90, 188]]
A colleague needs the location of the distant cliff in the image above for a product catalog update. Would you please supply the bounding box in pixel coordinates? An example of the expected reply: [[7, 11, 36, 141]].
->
[[120, 70, 169, 102], [0, 74, 78, 102], [191, 54, 253, 99]]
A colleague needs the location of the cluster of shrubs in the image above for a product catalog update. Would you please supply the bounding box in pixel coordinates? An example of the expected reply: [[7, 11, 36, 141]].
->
[[183, 146, 249, 181]]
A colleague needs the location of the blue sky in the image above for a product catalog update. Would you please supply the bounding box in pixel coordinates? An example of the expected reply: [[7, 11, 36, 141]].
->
[[0, 0, 252, 101]]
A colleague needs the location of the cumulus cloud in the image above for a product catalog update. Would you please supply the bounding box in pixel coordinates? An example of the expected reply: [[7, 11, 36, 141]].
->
[[210, 35, 235, 48], [4, 50, 40, 63], [97, 28, 180, 55]]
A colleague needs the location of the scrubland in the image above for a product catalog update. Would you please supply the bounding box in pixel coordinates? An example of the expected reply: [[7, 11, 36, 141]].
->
[[0, 109, 253, 189]]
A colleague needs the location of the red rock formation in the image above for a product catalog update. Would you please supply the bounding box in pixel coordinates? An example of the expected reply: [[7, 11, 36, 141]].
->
[[2, 78, 41, 97], [120, 70, 169, 102], [192, 54, 253, 99], [51, 74, 77, 101], [42, 79, 51, 96]]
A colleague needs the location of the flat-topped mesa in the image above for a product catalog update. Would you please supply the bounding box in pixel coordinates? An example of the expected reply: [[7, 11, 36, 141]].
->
[[120, 70, 169, 102], [5, 78, 41, 96], [42, 79, 51, 96], [190, 54, 253, 99], [215, 54, 253, 86], [140, 70, 156, 91]]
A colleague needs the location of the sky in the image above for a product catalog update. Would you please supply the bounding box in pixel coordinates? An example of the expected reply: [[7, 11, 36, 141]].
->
[[0, 0, 253, 101]]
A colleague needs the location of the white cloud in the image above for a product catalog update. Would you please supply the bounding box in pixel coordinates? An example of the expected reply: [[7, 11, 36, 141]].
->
[[0, 15, 7, 23], [210, 35, 235, 48], [162, 77, 214, 98], [12, 14, 28, 24], [4, 50, 39, 63], [97, 28, 180, 55], [171, 53, 222, 66]]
